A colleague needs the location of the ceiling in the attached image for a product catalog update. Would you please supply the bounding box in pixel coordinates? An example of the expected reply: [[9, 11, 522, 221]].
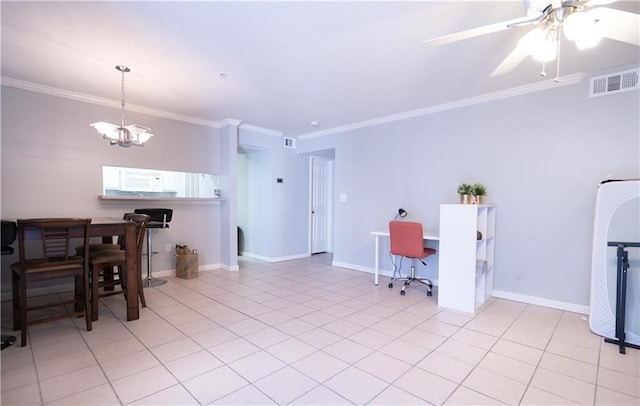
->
[[2, 1, 639, 138]]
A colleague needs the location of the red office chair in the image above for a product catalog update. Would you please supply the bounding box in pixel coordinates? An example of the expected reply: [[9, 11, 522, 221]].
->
[[388, 221, 436, 296]]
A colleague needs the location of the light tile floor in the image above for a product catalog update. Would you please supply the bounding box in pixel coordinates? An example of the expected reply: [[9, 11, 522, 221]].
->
[[1, 254, 639, 405]]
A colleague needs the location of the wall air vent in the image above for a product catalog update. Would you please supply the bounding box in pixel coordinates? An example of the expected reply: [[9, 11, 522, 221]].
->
[[283, 137, 297, 149], [590, 68, 639, 97]]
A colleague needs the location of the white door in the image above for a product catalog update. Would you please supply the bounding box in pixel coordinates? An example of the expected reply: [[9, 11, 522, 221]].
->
[[310, 157, 332, 254]]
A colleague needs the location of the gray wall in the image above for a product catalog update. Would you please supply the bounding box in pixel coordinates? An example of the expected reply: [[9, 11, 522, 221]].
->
[[219, 123, 239, 270], [2, 69, 639, 311], [1, 86, 224, 294], [237, 131, 309, 261], [298, 72, 640, 309]]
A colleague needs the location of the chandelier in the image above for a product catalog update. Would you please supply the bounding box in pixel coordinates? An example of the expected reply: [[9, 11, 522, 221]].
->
[[91, 65, 154, 147]]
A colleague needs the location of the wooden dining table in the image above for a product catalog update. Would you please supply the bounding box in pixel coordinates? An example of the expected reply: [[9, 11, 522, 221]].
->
[[23, 217, 140, 321]]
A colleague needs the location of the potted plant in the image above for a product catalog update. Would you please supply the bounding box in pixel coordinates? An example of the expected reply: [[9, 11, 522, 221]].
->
[[472, 183, 486, 204], [457, 183, 474, 204]]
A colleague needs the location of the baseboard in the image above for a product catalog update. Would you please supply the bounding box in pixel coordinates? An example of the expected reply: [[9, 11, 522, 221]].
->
[[330, 262, 589, 314], [331, 261, 440, 286], [155, 262, 239, 277], [240, 252, 309, 263], [152, 269, 174, 278], [219, 264, 240, 271], [492, 290, 589, 315], [331, 261, 376, 274], [199, 263, 227, 272], [0, 264, 238, 301], [1, 264, 589, 315]]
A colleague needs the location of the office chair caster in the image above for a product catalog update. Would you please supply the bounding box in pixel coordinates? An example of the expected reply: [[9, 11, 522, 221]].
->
[[388, 283, 393, 289], [427, 291, 432, 297]]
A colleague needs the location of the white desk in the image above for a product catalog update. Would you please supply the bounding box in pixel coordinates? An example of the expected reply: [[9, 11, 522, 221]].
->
[[371, 230, 439, 285]]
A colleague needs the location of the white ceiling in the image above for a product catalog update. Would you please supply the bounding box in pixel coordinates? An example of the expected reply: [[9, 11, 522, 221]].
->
[[2, 1, 639, 137]]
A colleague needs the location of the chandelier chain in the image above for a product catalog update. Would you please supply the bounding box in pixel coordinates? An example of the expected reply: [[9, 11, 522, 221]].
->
[[120, 69, 126, 128]]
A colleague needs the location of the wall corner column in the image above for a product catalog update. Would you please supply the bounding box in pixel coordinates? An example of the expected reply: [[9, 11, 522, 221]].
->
[[220, 119, 241, 270]]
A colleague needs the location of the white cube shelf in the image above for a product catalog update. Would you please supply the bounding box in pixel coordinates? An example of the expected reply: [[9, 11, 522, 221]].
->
[[438, 204, 496, 313]]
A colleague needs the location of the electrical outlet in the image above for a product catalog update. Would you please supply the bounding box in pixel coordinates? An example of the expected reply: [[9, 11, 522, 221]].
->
[[165, 244, 171, 253]]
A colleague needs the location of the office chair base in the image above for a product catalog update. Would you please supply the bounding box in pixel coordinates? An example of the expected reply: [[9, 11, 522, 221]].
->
[[391, 276, 433, 296], [400, 278, 433, 296], [142, 277, 167, 287], [390, 262, 433, 296]]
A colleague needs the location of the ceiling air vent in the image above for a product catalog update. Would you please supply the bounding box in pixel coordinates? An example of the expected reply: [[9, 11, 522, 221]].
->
[[283, 137, 296, 149], [590, 68, 639, 98]]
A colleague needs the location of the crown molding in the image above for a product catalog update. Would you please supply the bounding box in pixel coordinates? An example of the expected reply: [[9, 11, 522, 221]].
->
[[239, 123, 283, 137], [1, 76, 283, 137], [297, 72, 587, 139], [1, 77, 284, 138], [1, 76, 225, 128], [3, 73, 587, 141], [218, 119, 284, 137], [219, 118, 243, 128]]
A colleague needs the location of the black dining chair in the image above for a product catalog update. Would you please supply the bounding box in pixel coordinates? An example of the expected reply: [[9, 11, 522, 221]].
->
[[1, 220, 17, 255], [1, 220, 18, 350]]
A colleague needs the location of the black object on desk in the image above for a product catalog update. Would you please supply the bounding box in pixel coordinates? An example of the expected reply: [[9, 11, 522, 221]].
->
[[605, 241, 640, 354]]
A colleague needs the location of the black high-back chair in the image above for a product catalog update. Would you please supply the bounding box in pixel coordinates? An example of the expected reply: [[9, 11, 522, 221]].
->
[[1, 220, 17, 349], [133, 208, 172, 287], [1, 220, 17, 255]]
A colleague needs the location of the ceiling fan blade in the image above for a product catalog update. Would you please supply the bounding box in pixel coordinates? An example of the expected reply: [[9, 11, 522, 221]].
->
[[589, 7, 640, 46], [507, 9, 551, 28], [580, 0, 618, 7], [490, 41, 531, 77], [422, 16, 539, 47]]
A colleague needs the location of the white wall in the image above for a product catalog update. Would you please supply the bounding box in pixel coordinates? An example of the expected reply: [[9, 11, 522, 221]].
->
[[297, 74, 640, 309], [1, 86, 224, 294]]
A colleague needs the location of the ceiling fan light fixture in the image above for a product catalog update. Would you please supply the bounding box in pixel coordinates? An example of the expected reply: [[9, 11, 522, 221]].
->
[[563, 11, 602, 49], [575, 33, 602, 50], [532, 39, 558, 62], [519, 28, 544, 51], [520, 28, 557, 62]]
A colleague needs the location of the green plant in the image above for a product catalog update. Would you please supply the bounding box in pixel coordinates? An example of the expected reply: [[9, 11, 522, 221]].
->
[[457, 183, 473, 195], [472, 183, 486, 196]]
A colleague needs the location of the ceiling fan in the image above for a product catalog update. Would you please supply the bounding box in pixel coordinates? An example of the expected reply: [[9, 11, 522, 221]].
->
[[422, 0, 640, 80]]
